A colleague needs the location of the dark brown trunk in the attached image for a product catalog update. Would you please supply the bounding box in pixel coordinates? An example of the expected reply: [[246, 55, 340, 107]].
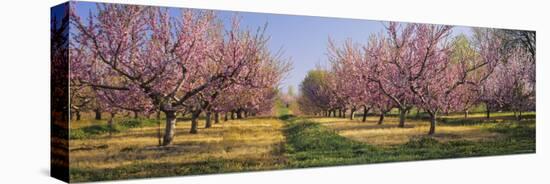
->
[[464, 110, 469, 118], [362, 107, 369, 122], [338, 109, 342, 118], [190, 111, 200, 134], [224, 112, 228, 121], [485, 103, 491, 119], [231, 111, 235, 120], [205, 111, 212, 128], [162, 111, 177, 146], [343, 109, 347, 118], [378, 112, 385, 125], [133, 110, 138, 119], [156, 111, 162, 146], [94, 108, 102, 120], [428, 112, 437, 135], [236, 109, 243, 119], [76, 111, 81, 121], [398, 108, 406, 128]]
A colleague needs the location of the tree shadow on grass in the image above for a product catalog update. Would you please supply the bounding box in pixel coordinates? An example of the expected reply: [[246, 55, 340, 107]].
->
[[279, 114, 295, 121], [70, 153, 287, 182]]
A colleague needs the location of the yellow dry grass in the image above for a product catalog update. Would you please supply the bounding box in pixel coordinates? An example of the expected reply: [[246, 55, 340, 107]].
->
[[308, 116, 502, 147], [69, 117, 286, 170]]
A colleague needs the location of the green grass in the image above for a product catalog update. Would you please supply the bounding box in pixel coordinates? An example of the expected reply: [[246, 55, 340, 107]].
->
[[279, 107, 535, 168], [69, 116, 288, 182], [69, 106, 535, 182], [283, 118, 377, 167], [70, 157, 285, 182], [70, 118, 158, 139]]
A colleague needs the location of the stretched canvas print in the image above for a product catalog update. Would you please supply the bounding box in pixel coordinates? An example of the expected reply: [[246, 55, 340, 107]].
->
[[51, 1, 536, 183]]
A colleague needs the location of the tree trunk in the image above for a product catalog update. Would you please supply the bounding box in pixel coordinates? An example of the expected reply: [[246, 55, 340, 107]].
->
[[464, 110, 469, 118], [338, 109, 342, 118], [133, 110, 138, 119], [236, 109, 243, 119], [351, 108, 355, 119], [224, 112, 228, 121], [190, 111, 200, 134], [108, 117, 113, 137], [378, 112, 386, 125], [94, 108, 102, 120], [428, 112, 437, 135], [76, 111, 81, 121], [231, 111, 235, 120], [156, 111, 162, 146], [485, 103, 491, 119], [215, 112, 220, 124], [362, 107, 369, 122], [398, 108, 406, 128], [415, 108, 420, 118], [162, 111, 177, 146], [343, 109, 347, 118], [108, 112, 115, 137], [205, 111, 212, 128]]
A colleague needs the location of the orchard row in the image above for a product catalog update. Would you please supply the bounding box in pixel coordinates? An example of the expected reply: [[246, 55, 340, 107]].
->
[[65, 4, 291, 146], [298, 23, 535, 135]]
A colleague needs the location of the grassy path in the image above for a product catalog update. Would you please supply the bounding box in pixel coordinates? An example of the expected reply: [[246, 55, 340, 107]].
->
[[277, 106, 382, 167]]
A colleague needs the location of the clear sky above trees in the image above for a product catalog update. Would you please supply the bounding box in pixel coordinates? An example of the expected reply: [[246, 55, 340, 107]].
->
[[74, 1, 472, 93]]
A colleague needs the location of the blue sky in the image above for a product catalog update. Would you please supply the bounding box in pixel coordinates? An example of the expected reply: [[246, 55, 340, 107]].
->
[[73, 2, 472, 93]]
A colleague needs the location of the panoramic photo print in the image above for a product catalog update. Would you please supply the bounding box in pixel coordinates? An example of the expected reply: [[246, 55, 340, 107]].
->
[[51, 1, 536, 182]]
